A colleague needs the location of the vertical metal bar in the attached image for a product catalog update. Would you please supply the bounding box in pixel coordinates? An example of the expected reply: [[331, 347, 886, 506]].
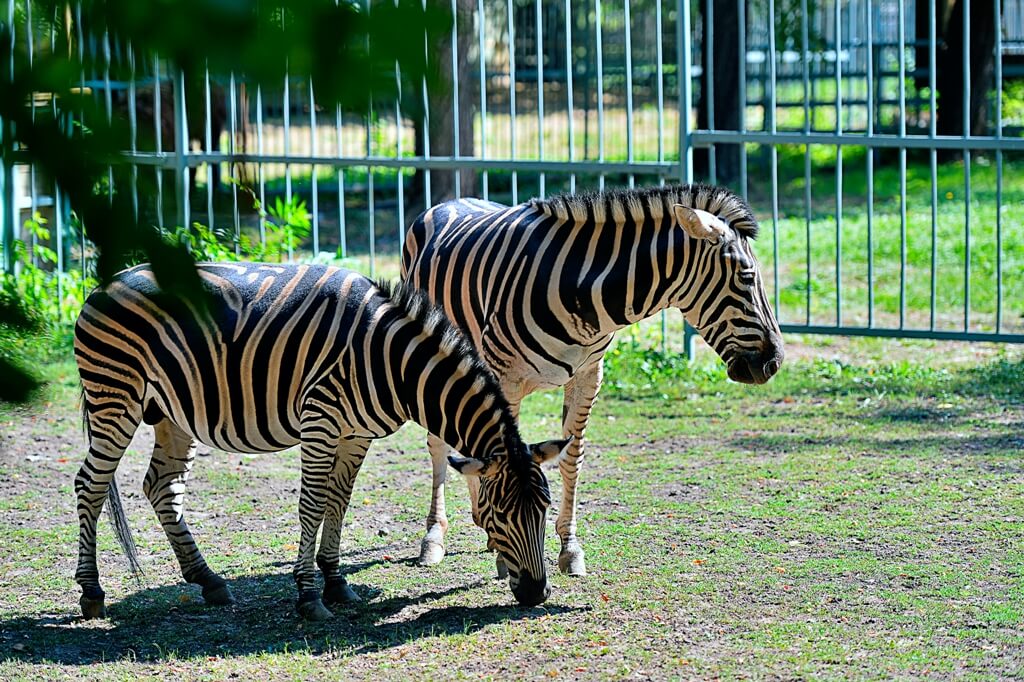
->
[[422, 0, 433, 206], [395, 0, 405, 245], [478, 0, 489, 199], [229, 72, 240, 256], [310, 79, 320, 257], [655, 0, 664, 174], [705, 0, 716, 182], [366, 0, 375, 275], [768, 0, 779, 314], [898, 0, 906, 328], [535, 0, 545, 197], [103, 29, 112, 211], [678, 0, 693, 183], [75, 3, 86, 266], [0, 0, 13, 275], [802, 0, 811, 324], [204, 63, 215, 231], [866, 0, 874, 327], [566, 0, 576, 193], [928, 0, 936, 329], [47, 6, 63, 288], [284, 59, 293, 261], [173, 66, 190, 232], [128, 42, 139, 221], [738, 0, 747, 199], [962, 0, 971, 331], [336, 104, 347, 258], [507, 0, 518, 203], [994, 0, 1003, 333], [256, 84, 266, 245], [451, 0, 462, 197], [55, 179, 64, 314], [678, 0, 695, 357], [834, 0, 843, 326], [596, 0, 605, 191], [27, 0, 38, 268], [624, 0, 634, 188], [154, 57, 165, 231]]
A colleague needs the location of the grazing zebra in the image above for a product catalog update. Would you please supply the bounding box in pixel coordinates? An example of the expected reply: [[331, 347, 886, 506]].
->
[[402, 183, 784, 575], [73, 262, 568, 621]]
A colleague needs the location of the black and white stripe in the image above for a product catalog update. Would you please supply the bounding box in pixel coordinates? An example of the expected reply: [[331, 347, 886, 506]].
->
[[402, 183, 784, 575], [73, 262, 567, 620]]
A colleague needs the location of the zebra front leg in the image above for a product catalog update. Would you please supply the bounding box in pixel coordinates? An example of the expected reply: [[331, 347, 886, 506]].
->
[[418, 433, 452, 566], [316, 437, 370, 607], [144, 419, 232, 606], [75, 402, 142, 619], [293, 441, 337, 621], [556, 361, 603, 576]]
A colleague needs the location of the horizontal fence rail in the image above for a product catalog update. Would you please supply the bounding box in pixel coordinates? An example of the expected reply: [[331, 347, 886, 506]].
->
[[1, 0, 1021, 349]]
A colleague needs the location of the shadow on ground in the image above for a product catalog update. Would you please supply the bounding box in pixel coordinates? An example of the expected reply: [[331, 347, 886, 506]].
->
[[1, 569, 583, 665]]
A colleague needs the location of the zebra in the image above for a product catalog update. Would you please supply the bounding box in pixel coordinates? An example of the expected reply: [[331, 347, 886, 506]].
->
[[73, 262, 569, 621], [402, 183, 784, 576]]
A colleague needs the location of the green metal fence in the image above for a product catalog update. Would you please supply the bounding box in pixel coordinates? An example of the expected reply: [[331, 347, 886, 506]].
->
[[2, 0, 1022, 348]]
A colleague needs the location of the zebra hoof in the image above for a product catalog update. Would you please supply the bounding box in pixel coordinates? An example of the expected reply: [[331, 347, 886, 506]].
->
[[495, 554, 509, 580], [323, 578, 361, 606], [418, 538, 446, 566], [79, 594, 106, 620], [296, 597, 333, 622], [558, 542, 587, 577], [202, 583, 235, 606]]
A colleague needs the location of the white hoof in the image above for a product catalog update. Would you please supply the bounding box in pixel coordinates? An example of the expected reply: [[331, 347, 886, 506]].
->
[[418, 539, 446, 566]]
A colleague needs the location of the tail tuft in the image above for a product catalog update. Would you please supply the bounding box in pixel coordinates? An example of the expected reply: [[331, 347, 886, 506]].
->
[[106, 477, 144, 585]]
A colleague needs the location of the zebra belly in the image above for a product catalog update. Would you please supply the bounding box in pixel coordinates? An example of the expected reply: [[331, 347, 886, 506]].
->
[[78, 262, 362, 455]]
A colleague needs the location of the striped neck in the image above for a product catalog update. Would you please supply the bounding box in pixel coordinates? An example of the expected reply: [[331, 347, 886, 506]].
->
[[373, 282, 518, 463], [529, 184, 755, 337]]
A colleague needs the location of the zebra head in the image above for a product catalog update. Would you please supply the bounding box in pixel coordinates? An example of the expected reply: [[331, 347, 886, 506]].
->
[[449, 437, 571, 606], [671, 203, 784, 384]]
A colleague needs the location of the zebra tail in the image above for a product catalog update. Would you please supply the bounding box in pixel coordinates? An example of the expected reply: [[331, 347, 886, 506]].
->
[[106, 476, 144, 584]]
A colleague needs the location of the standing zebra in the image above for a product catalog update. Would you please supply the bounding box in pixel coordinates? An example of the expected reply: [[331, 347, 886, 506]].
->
[[74, 262, 568, 621], [402, 183, 784, 575]]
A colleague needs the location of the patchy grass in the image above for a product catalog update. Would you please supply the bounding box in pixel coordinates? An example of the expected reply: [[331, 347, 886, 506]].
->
[[0, 336, 1021, 679]]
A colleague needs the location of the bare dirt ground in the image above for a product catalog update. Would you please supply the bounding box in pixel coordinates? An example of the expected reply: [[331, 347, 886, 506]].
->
[[1, 338, 1022, 679]]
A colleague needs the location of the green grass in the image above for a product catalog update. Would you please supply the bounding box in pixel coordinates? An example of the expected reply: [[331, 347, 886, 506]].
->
[[0, 335, 1022, 679]]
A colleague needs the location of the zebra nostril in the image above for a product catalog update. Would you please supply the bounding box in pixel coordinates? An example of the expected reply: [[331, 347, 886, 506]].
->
[[763, 358, 780, 377]]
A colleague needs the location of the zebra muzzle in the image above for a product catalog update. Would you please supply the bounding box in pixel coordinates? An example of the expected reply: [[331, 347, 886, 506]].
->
[[511, 572, 551, 607]]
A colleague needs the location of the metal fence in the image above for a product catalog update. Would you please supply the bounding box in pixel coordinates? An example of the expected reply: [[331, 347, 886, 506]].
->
[[2, 0, 1022, 348]]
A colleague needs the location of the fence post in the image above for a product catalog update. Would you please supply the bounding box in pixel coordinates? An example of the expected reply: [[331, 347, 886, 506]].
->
[[678, 0, 697, 359], [0, 120, 14, 276], [172, 66, 190, 234]]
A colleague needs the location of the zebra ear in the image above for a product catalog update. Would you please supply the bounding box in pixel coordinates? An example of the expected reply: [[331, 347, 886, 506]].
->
[[529, 436, 574, 464], [448, 454, 487, 477], [672, 204, 727, 242]]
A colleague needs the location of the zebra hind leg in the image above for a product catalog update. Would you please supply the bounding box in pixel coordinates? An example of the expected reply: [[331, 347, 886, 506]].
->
[[76, 399, 142, 619], [418, 434, 452, 566], [293, 440, 338, 621], [144, 419, 233, 607], [317, 437, 370, 607]]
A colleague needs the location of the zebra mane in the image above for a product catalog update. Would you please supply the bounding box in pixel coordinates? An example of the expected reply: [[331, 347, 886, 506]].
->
[[529, 183, 759, 239], [372, 279, 527, 467]]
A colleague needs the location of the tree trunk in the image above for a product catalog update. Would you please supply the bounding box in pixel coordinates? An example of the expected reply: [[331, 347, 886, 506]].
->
[[935, 0, 996, 140], [695, 0, 741, 186], [409, 0, 477, 214]]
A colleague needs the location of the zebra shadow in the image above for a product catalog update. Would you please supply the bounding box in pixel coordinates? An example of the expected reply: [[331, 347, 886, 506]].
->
[[0, 567, 584, 666]]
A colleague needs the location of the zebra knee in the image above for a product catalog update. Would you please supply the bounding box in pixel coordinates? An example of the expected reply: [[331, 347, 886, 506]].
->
[[316, 554, 341, 579]]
